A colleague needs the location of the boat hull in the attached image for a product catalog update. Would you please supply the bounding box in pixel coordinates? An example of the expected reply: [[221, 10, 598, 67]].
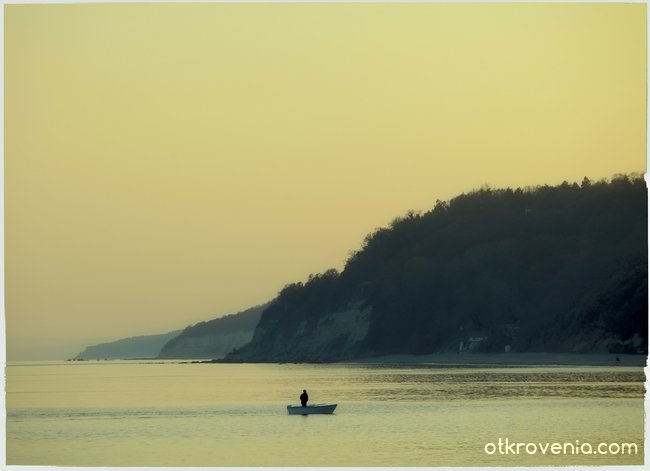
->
[[287, 404, 337, 415]]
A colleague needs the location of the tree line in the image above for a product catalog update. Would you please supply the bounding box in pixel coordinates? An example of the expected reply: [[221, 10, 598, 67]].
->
[[229, 175, 647, 361]]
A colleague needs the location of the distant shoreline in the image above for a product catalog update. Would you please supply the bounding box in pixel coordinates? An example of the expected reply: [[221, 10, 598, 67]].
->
[[205, 352, 648, 367], [343, 352, 647, 367]]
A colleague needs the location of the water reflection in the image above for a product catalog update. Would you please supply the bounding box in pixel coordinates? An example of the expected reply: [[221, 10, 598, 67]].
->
[[317, 365, 645, 401]]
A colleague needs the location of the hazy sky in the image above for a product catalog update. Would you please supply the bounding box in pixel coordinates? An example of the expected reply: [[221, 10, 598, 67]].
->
[[4, 3, 647, 360]]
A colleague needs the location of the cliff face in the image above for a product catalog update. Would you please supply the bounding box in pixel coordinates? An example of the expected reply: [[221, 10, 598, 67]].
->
[[225, 176, 648, 363], [227, 301, 371, 362], [157, 305, 265, 359], [158, 330, 256, 359], [75, 330, 182, 360]]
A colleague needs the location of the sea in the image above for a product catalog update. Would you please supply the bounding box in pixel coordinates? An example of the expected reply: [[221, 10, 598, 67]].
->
[[5, 360, 646, 467]]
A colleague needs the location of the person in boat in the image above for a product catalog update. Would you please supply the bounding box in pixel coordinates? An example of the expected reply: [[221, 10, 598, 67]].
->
[[300, 389, 309, 407]]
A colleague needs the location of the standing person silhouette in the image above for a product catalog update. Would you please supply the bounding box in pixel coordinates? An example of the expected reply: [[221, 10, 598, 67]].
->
[[300, 389, 309, 407]]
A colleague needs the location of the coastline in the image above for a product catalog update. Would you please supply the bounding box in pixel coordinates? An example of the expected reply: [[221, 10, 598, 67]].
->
[[343, 352, 648, 367]]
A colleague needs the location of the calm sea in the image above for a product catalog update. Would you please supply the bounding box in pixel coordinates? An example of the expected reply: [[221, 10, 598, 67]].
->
[[5, 360, 645, 466]]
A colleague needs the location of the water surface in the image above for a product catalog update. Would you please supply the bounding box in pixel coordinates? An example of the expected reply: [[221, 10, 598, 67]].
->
[[5, 361, 645, 466]]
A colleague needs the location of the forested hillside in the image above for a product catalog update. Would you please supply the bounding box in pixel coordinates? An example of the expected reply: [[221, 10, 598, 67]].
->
[[225, 175, 647, 362]]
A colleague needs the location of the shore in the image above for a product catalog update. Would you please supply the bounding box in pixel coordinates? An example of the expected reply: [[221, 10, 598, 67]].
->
[[345, 352, 647, 367]]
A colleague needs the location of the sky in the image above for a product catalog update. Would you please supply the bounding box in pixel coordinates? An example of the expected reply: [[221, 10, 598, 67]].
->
[[4, 3, 647, 360]]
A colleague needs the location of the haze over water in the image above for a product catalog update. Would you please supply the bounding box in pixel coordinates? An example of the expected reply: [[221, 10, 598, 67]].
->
[[6, 361, 644, 466]]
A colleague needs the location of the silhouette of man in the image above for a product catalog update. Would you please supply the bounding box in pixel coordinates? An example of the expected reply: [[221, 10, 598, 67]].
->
[[300, 389, 308, 407]]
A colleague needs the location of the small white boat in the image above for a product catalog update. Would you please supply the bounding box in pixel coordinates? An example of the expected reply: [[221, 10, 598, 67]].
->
[[287, 403, 337, 415]]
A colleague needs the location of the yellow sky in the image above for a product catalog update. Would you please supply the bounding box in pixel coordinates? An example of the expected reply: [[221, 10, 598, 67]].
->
[[4, 3, 647, 360]]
